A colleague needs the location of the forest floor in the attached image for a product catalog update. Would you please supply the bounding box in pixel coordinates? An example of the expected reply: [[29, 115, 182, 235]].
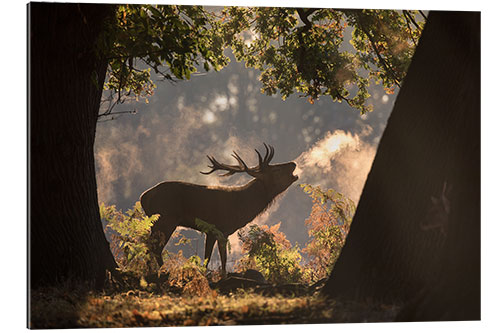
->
[[29, 283, 401, 328]]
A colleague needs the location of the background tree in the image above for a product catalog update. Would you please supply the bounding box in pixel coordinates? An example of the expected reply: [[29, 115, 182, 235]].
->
[[322, 11, 480, 321], [30, 3, 424, 288]]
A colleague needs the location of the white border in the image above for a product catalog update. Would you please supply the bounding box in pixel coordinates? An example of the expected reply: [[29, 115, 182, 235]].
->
[[2, 1, 498, 332]]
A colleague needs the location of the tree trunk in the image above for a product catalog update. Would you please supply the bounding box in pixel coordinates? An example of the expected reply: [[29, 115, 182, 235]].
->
[[29, 3, 117, 288], [322, 11, 480, 321]]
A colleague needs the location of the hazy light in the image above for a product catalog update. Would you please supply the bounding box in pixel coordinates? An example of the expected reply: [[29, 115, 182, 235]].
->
[[382, 95, 389, 104], [202, 110, 216, 124], [323, 131, 357, 154], [294, 129, 376, 203], [269, 111, 278, 124], [212, 95, 229, 111]]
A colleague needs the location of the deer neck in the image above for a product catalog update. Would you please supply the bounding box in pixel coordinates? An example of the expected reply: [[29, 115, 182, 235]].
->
[[233, 179, 278, 221]]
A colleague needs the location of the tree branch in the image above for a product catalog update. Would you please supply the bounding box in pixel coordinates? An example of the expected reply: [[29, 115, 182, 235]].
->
[[402, 11, 419, 46], [296, 8, 317, 29], [403, 10, 422, 33], [418, 10, 428, 21], [98, 109, 137, 121], [356, 13, 402, 88]]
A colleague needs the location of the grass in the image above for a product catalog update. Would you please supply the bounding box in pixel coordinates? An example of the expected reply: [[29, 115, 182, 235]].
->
[[29, 284, 401, 328]]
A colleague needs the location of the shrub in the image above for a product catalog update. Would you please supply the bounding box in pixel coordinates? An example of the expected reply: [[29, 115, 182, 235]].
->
[[100, 183, 356, 288], [100, 201, 159, 274], [301, 184, 356, 281], [195, 218, 231, 254], [100, 202, 214, 295], [160, 251, 213, 297], [236, 222, 304, 284]]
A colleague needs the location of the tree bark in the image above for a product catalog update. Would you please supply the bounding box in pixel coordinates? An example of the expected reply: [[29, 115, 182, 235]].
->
[[29, 3, 117, 288], [322, 11, 480, 321]]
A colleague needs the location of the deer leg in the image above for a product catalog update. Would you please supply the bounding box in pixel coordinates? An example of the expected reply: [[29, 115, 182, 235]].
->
[[148, 232, 165, 268], [204, 233, 216, 268], [149, 217, 177, 268], [217, 237, 228, 277]]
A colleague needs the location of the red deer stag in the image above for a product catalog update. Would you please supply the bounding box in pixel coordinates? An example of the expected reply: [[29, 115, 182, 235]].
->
[[140, 143, 298, 274]]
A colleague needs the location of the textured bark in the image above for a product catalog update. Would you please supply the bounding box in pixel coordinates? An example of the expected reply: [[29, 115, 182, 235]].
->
[[323, 11, 480, 321], [29, 3, 117, 288]]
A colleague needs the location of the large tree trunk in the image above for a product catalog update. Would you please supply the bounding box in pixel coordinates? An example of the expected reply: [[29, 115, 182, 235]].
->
[[29, 3, 117, 288], [323, 11, 480, 321]]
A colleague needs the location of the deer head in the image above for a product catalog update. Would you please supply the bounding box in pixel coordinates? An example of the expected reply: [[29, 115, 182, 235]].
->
[[200, 143, 298, 193]]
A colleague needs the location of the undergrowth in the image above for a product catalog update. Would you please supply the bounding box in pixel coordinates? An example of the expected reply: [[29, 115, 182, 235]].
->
[[99, 184, 355, 287], [30, 185, 366, 328]]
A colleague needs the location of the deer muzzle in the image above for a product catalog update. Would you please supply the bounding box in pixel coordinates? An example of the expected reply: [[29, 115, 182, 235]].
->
[[291, 162, 299, 181]]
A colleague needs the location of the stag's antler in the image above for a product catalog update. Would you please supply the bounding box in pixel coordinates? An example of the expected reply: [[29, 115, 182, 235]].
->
[[200, 143, 275, 177], [255, 143, 274, 170], [200, 152, 249, 177]]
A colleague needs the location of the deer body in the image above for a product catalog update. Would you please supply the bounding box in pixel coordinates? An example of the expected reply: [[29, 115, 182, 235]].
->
[[141, 180, 277, 235], [140, 144, 298, 274]]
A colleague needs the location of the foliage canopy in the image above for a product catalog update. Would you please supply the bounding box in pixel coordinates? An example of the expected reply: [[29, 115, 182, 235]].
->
[[98, 5, 425, 116]]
